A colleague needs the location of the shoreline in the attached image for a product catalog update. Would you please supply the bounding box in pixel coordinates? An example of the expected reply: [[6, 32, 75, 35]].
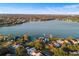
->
[[0, 19, 79, 27], [0, 14, 79, 27]]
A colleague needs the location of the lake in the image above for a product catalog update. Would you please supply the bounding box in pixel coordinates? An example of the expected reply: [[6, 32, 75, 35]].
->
[[0, 20, 79, 38]]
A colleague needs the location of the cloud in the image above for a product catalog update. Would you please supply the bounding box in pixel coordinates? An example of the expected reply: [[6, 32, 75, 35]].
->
[[0, 4, 79, 15], [44, 4, 79, 15], [64, 4, 79, 9]]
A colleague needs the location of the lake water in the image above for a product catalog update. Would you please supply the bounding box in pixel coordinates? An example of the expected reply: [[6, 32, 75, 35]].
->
[[0, 20, 79, 38]]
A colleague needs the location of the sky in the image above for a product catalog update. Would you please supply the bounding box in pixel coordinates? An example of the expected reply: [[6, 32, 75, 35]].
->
[[0, 3, 79, 14]]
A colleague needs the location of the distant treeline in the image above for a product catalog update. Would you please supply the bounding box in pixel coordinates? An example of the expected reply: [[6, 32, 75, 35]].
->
[[0, 14, 79, 26]]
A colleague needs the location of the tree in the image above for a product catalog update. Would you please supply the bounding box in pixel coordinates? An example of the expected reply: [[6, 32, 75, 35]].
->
[[34, 42, 43, 50], [16, 45, 26, 56]]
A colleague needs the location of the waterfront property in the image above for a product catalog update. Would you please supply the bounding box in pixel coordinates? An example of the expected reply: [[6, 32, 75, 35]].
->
[[0, 33, 79, 56]]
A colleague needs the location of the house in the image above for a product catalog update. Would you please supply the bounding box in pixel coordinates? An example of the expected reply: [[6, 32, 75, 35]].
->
[[64, 40, 69, 43], [69, 51, 79, 54], [53, 42, 61, 48], [12, 44, 20, 49], [43, 37, 49, 43], [37, 37, 44, 42], [0, 34, 4, 40], [42, 49, 54, 56], [56, 40, 64, 44], [48, 41, 61, 48], [3, 35, 9, 41], [8, 45, 16, 55], [12, 41, 21, 49], [48, 43, 53, 48], [2, 41, 12, 47], [14, 36, 20, 41], [56, 40, 62, 43], [68, 39, 78, 45], [31, 50, 42, 56], [26, 47, 36, 55], [77, 39, 79, 44], [36, 36, 49, 43], [26, 47, 42, 56], [22, 34, 29, 41]]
